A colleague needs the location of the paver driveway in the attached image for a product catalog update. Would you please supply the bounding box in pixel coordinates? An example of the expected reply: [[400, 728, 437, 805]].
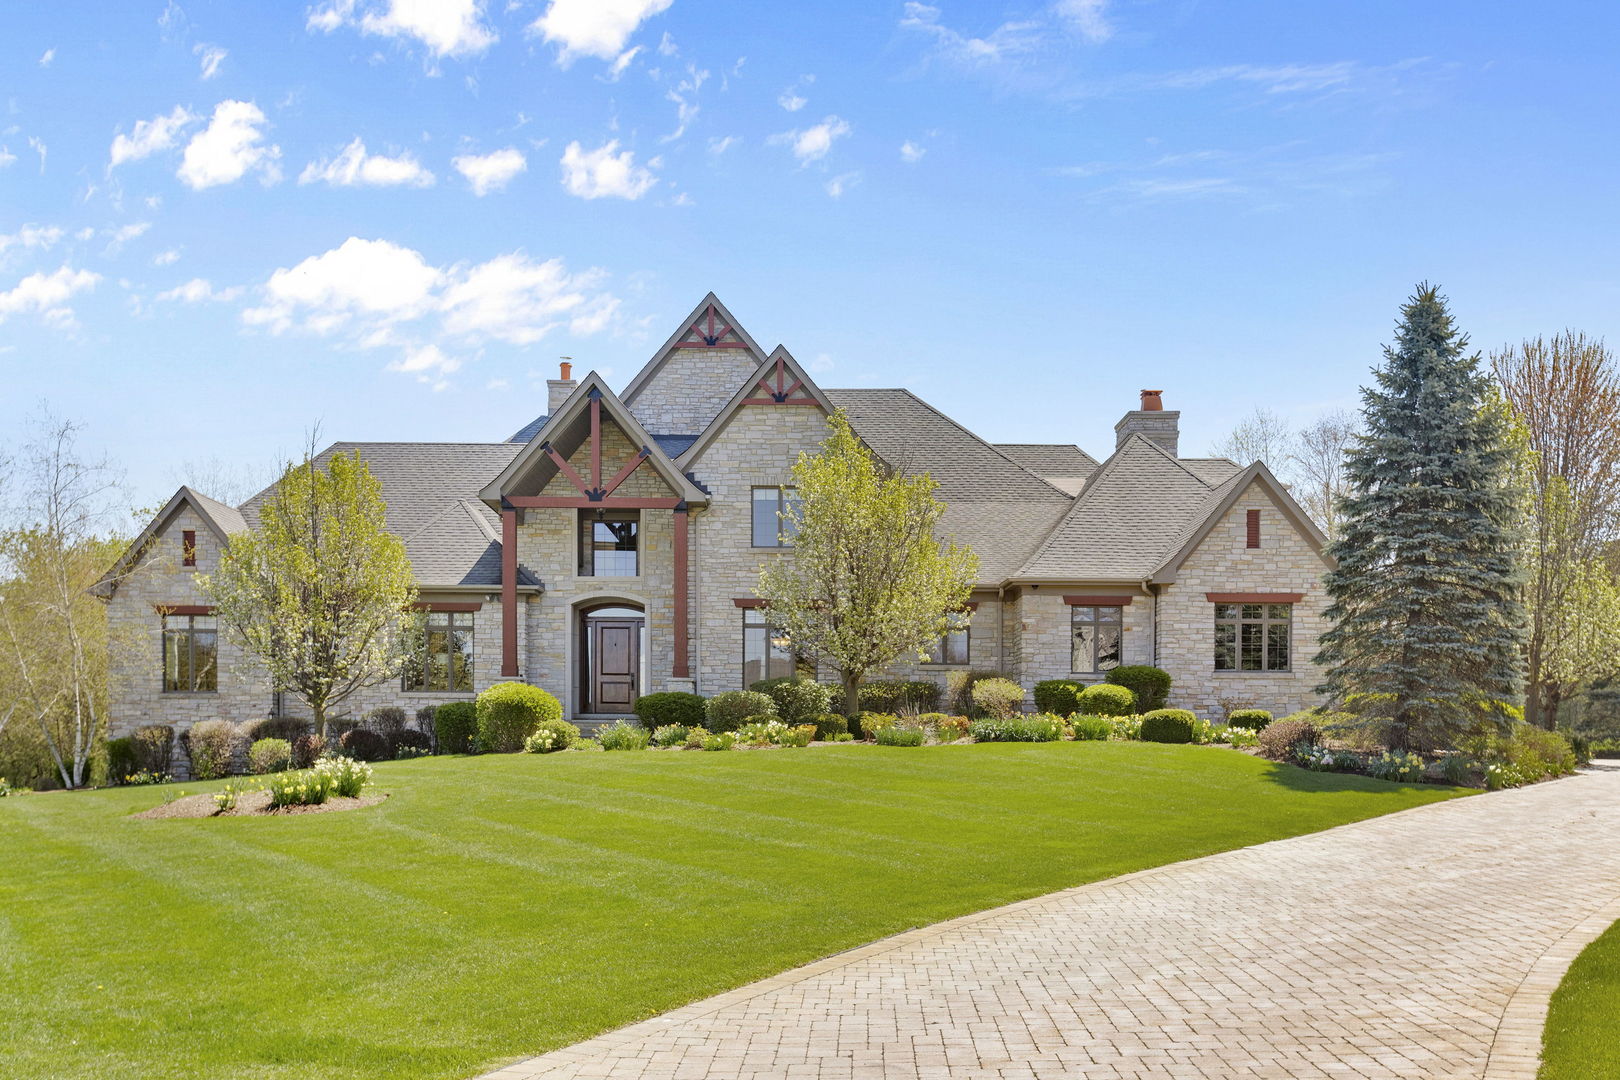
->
[[478, 769, 1620, 1080]]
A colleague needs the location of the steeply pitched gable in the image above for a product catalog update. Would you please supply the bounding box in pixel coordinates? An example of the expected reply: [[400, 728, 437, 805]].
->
[[618, 293, 768, 437], [677, 346, 834, 467], [92, 485, 249, 596]]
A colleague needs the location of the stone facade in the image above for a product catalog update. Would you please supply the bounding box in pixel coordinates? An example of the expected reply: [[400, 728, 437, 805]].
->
[[625, 347, 764, 436]]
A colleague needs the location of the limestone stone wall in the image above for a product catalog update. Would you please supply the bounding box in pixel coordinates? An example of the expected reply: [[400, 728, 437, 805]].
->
[[1012, 588, 1153, 689], [625, 347, 763, 436], [873, 592, 1004, 700], [1155, 479, 1332, 719]]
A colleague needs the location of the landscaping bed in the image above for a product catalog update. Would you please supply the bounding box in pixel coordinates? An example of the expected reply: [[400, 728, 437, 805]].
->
[[134, 790, 388, 819]]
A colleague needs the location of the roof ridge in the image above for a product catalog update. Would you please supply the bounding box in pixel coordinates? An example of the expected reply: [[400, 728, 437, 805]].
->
[[878, 388, 1074, 500], [1125, 432, 1213, 489], [1013, 438, 1136, 576], [459, 499, 500, 544]]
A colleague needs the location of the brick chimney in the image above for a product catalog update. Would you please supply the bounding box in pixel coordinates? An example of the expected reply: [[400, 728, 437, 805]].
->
[[1114, 389, 1180, 456], [546, 360, 577, 416]]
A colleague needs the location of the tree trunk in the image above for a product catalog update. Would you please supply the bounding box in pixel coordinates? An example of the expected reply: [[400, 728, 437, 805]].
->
[[841, 672, 860, 718], [313, 700, 327, 740]]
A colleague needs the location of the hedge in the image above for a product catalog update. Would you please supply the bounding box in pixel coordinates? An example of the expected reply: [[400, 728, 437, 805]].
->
[[634, 691, 707, 730], [1106, 666, 1172, 712], [1076, 683, 1134, 717], [476, 682, 563, 753], [1139, 709, 1197, 744], [434, 700, 478, 754]]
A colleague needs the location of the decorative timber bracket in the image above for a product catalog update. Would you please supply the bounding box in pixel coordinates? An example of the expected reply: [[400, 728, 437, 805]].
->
[[742, 355, 817, 406], [677, 302, 751, 349]]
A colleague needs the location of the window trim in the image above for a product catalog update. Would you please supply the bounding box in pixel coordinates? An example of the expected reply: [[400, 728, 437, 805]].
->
[[161, 612, 218, 693], [181, 529, 197, 567], [741, 606, 812, 684], [578, 509, 640, 578], [924, 625, 971, 666], [1069, 604, 1124, 674], [403, 609, 476, 693], [750, 485, 801, 549], [1213, 602, 1293, 672]]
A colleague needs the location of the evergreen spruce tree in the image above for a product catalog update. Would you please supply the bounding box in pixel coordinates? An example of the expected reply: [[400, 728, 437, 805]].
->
[[1316, 284, 1527, 750]]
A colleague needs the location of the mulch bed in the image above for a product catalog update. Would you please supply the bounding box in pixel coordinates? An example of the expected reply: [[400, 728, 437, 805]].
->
[[135, 790, 388, 820]]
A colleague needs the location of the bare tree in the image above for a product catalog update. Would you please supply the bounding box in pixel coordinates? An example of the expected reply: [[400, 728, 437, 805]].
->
[[176, 455, 278, 507], [1289, 410, 1360, 538], [1211, 407, 1293, 467]]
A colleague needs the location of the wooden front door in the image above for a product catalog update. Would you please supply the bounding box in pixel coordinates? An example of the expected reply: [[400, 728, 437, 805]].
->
[[589, 618, 641, 712]]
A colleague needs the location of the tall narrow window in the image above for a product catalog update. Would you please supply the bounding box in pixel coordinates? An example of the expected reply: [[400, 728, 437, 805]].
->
[[579, 510, 639, 576], [162, 613, 217, 692], [927, 626, 971, 665], [181, 529, 197, 566], [1214, 603, 1291, 671], [742, 607, 812, 683], [1070, 605, 1122, 672], [1245, 509, 1261, 548], [403, 610, 475, 692], [751, 486, 801, 548]]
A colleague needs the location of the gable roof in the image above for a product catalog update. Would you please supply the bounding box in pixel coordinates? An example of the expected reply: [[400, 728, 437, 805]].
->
[[1149, 462, 1330, 583], [1177, 456, 1243, 485], [92, 484, 251, 596], [479, 371, 708, 505], [401, 498, 542, 589], [619, 292, 766, 408], [994, 443, 1099, 495], [676, 346, 835, 467]]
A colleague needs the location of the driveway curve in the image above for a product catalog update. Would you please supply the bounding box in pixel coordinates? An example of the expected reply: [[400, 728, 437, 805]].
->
[[477, 768, 1620, 1080]]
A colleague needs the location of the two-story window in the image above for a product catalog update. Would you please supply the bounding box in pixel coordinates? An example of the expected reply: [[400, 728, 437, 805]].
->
[[403, 610, 475, 692], [162, 612, 217, 692], [579, 510, 639, 576], [1070, 605, 1122, 673], [751, 485, 801, 548], [742, 607, 812, 683], [926, 626, 970, 665], [1214, 603, 1292, 671]]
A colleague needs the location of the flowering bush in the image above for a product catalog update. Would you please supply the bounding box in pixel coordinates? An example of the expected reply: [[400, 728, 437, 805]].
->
[[752, 678, 836, 723], [875, 724, 925, 747], [1069, 714, 1112, 741], [268, 769, 333, 808], [1217, 727, 1260, 749], [1368, 749, 1427, 783], [926, 714, 972, 741], [650, 724, 691, 748], [123, 769, 171, 786], [597, 721, 651, 751], [522, 717, 580, 754], [312, 755, 373, 798], [212, 782, 246, 813], [1295, 744, 1360, 773], [855, 712, 900, 740], [688, 729, 737, 751], [970, 714, 1064, 742], [780, 724, 816, 747], [248, 738, 292, 775], [1109, 715, 1143, 740], [1485, 762, 1531, 790], [737, 718, 791, 746]]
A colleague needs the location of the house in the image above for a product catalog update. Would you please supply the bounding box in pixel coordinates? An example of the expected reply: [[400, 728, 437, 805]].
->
[[98, 294, 1333, 756]]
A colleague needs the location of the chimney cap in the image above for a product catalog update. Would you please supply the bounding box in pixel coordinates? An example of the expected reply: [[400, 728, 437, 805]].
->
[[558, 361, 573, 381], [1139, 389, 1164, 412]]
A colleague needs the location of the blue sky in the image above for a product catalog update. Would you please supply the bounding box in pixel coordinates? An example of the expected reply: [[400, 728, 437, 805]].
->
[[4, 0, 1618, 505]]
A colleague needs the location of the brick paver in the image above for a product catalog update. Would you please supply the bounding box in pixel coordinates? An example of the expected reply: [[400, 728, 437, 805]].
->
[[476, 769, 1620, 1080]]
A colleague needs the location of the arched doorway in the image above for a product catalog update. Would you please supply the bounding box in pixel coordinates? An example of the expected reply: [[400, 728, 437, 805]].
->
[[578, 603, 645, 715]]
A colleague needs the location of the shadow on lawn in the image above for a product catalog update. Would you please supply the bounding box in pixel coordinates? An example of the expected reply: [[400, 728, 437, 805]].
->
[[1255, 758, 1468, 795]]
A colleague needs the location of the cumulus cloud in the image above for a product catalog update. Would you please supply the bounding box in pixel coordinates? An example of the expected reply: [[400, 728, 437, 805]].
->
[[104, 222, 152, 255], [109, 106, 196, 169], [307, 0, 496, 59], [178, 100, 281, 189], [529, 0, 673, 64], [157, 278, 243, 303], [242, 237, 442, 334], [452, 147, 526, 195], [559, 140, 657, 199], [300, 138, 435, 187], [778, 89, 806, 112], [900, 140, 926, 163], [769, 115, 850, 164], [0, 224, 66, 257], [441, 254, 616, 343], [153, 249, 181, 266], [0, 266, 101, 327], [0, 146, 14, 169], [194, 43, 228, 79]]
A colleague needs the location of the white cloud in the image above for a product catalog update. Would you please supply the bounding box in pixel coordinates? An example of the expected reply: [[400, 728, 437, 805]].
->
[[656, 31, 677, 56], [153, 249, 181, 266], [529, 0, 673, 64], [708, 134, 739, 155], [307, 0, 497, 58], [178, 100, 281, 189], [769, 115, 850, 164], [559, 139, 657, 199], [195, 43, 228, 79], [441, 254, 615, 343], [0, 224, 65, 257], [389, 344, 460, 391], [0, 146, 14, 168], [900, 2, 1042, 65], [778, 90, 806, 112], [900, 140, 926, 163], [452, 147, 526, 195], [0, 266, 101, 326], [662, 64, 708, 142], [243, 237, 442, 334], [824, 171, 860, 198], [607, 45, 641, 80], [157, 278, 243, 303], [110, 106, 197, 169], [28, 136, 46, 173], [300, 138, 435, 187], [104, 222, 151, 254], [39, 48, 55, 67], [1054, 0, 1111, 42]]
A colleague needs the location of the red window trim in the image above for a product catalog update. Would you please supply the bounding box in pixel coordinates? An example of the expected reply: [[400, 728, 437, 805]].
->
[[181, 529, 197, 566], [733, 598, 769, 608], [154, 604, 215, 616], [1245, 509, 1261, 549], [411, 601, 483, 612], [1062, 595, 1132, 606], [1205, 592, 1304, 604]]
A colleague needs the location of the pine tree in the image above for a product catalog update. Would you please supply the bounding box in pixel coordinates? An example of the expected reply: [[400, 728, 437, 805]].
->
[[1316, 284, 1527, 750]]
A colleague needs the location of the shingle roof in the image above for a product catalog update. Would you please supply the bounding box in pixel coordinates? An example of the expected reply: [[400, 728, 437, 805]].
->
[[181, 485, 249, 536], [507, 414, 547, 443], [1178, 457, 1243, 485], [994, 444, 1099, 495]]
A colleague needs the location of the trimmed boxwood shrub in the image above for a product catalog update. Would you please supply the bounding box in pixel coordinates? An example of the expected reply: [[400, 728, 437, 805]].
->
[[248, 737, 292, 774], [1105, 666, 1172, 713], [433, 700, 478, 754], [476, 682, 563, 753], [858, 680, 941, 714], [1139, 709, 1196, 744], [338, 728, 390, 762], [290, 733, 326, 769], [106, 737, 138, 784], [705, 690, 776, 733], [634, 691, 707, 730], [1227, 708, 1273, 732], [970, 677, 1024, 719], [1069, 714, 1113, 741], [243, 716, 310, 744], [810, 713, 848, 740], [1076, 683, 1135, 717], [1257, 717, 1319, 761], [752, 678, 836, 723], [183, 719, 239, 780], [1033, 680, 1083, 716]]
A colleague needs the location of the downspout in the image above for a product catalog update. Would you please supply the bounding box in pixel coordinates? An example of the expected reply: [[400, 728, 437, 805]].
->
[[997, 583, 1007, 675], [1142, 579, 1157, 666]]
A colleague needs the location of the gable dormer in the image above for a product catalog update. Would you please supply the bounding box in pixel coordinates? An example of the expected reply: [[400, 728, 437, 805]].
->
[[619, 293, 766, 438]]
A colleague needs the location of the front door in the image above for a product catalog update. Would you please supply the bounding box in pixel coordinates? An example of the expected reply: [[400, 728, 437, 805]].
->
[[589, 618, 641, 712]]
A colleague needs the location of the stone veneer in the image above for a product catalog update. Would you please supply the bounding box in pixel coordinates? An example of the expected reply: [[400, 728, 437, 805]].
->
[[625, 347, 765, 436]]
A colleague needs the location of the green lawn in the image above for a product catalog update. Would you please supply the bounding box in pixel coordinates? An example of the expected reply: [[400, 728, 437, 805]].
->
[[1540, 916, 1620, 1079], [1, 742, 1464, 1080]]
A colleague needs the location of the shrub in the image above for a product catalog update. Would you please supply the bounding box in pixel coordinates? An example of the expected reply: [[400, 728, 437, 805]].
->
[[970, 714, 1064, 742], [1227, 709, 1273, 732], [248, 738, 292, 774], [1033, 680, 1082, 716], [736, 717, 787, 745], [1139, 709, 1196, 744], [855, 712, 900, 739], [1110, 714, 1143, 740], [705, 691, 776, 733], [1468, 724, 1578, 784], [1105, 666, 1172, 712], [314, 755, 373, 798], [268, 769, 332, 808], [875, 724, 925, 747], [752, 678, 836, 723], [477, 682, 564, 753], [947, 669, 1012, 716], [1296, 744, 1361, 772], [523, 718, 580, 754], [634, 691, 707, 730], [829, 732, 856, 742], [212, 783, 243, 814], [920, 713, 970, 740], [971, 678, 1024, 720], [434, 701, 478, 754], [1075, 683, 1135, 717], [1069, 714, 1112, 741], [1369, 749, 1427, 783], [1221, 727, 1260, 749], [810, 713, 848, 740], [183, 720, 239, 780], [390, 729, 432, 758], [289, 733, 326, 769], [651, 724, 691, 748], [1438, 753, 1477, 786], [688, 729, 736, 751], [858, 680, 941, 714], [780, 724, 816, 748], [338, 728, 389, 762], [132, 724, 175, 775], [1257, 718, 1319, 761], [243, 716, 309, 744], [598, 721, 650, 751], [363, 707, 407, 737], [106, 737, 138, 784]]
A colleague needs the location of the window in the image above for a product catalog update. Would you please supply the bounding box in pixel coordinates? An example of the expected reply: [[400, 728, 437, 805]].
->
[[1070, 605, 1122, 673], [927, 626, 970, 665], [579, 510, 639, 576], [1214, 603, 1291, 671], [751, 486, 801, 548], [742, 607, 812, 684], [162, 613, 217, 692], [403, 610, 475, 692], [181, 529, 197, 567]]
